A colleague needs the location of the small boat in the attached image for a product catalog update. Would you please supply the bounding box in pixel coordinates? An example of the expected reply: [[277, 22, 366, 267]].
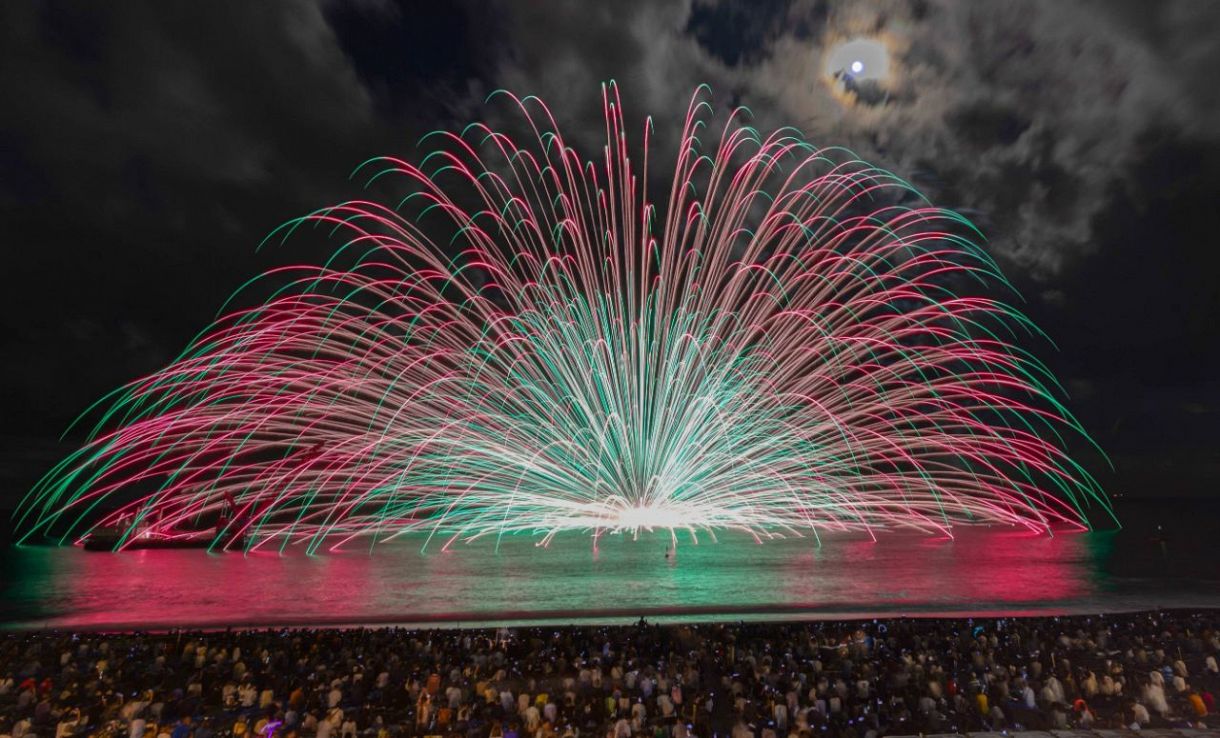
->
[[81, 524, 245, 551], [81, 494, 246, 551]]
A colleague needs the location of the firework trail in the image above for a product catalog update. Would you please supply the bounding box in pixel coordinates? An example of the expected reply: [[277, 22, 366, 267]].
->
[[18, 84, 1115, 553]]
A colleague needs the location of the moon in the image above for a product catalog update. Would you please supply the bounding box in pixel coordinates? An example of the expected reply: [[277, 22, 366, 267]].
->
[[826, 38, 890, 83]]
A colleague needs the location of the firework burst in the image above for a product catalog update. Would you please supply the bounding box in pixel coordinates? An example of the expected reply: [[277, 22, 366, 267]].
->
[[18, 84, 1114, 552]]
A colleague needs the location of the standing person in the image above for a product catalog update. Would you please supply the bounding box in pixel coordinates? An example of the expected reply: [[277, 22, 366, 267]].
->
[[316, 714, 333, 738], [170, 716, 193, 738], [241, 684, 258, 711], [55, 708, 81, 738], [289, 687, 305, 712], [193, 719, 213, 738], [1130, 701, 1150, 728], [417, 693, 433, 728], [1188, 691, 1208, 719]]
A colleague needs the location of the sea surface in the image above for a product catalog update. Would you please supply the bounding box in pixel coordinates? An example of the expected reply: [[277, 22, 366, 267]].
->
[[1, 499, 1216, 631]]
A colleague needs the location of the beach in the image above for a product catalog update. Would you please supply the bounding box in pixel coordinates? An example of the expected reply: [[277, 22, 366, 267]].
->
[[1, 610, 1218, 738]]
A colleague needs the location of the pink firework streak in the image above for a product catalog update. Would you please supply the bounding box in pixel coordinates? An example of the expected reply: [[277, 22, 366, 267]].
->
[[18, 84, 1116, 553]]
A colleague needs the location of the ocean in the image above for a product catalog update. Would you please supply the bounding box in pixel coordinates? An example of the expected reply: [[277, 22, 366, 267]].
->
[[1, 499, 1216, 630]]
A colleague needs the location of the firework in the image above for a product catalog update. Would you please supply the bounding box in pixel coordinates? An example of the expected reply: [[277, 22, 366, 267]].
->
[[18, 84, 1114, 553]]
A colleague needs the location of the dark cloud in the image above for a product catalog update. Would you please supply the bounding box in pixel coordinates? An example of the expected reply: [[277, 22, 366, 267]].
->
[[1031, 129, 1220, 379], [0, 0, 493, 497], [324, 0, 501, 118], [436, 0, 1217, 283], [1, 0, 1217, 504], [946, 102, 1031, 150], [685, 0, 812, 66]]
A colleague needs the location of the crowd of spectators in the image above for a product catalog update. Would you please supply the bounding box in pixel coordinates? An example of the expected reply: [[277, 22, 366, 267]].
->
[[1, 611, 1217, 738]]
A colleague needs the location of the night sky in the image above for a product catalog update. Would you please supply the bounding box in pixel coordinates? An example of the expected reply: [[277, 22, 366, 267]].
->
[[2, 0, 1218, 511]]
